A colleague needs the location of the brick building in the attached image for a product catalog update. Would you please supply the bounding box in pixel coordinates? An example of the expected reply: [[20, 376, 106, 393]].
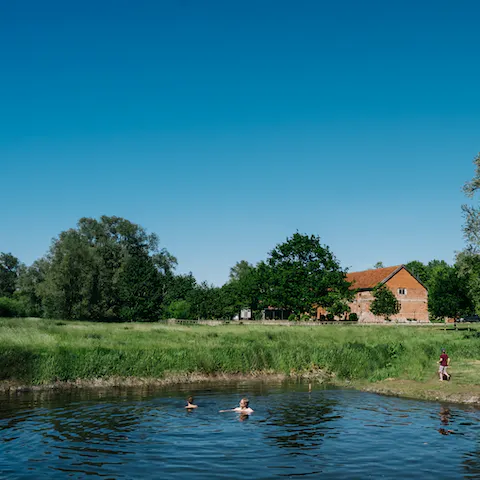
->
[[346, 265, 429, 323], [317, 265, 429, 323]]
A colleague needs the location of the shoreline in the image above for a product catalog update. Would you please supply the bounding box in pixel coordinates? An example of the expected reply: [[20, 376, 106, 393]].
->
[[1, 373, 480, 406], [339, 378, 480, 406], [0, 372, 295, 394]]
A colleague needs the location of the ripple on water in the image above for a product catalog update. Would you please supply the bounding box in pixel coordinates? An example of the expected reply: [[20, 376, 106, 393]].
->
[[0, 385, 479, 479]]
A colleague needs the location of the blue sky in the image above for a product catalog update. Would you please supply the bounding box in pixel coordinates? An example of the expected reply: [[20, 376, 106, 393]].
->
[[1, 0, 480, 286]]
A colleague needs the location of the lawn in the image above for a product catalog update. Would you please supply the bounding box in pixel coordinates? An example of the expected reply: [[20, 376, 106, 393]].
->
[[1, 318, 479, 394]]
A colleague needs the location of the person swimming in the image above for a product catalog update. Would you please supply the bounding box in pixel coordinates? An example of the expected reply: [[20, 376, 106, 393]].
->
[[185, 396, 198, 409], [219, 397, 254, 414]]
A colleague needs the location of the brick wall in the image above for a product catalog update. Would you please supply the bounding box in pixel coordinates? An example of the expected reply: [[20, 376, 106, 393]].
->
[[318, 267, 429, 323], [351, 269, 428, 323]]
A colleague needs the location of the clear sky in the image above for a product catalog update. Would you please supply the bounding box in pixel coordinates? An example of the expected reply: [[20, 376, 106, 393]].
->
[[1, 0, 480, 286]]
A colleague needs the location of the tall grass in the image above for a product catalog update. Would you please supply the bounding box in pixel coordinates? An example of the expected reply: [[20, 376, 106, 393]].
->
[[0, 318, 478, 385]]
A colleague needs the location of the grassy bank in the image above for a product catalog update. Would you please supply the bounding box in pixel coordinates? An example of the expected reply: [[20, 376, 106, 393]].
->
[[1, 318, 479, 401]]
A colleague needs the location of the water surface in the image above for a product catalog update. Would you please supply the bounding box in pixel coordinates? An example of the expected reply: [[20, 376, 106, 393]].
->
[[0, 382, 479, 479]]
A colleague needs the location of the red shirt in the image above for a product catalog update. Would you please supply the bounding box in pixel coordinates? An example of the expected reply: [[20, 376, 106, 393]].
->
[[440, 353, 449, 367]]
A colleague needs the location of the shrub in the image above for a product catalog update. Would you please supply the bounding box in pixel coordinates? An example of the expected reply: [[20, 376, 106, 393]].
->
[[0, 297, 25, 317], [300, 314, 311, 322], [370, 284, 400, 321], [349, 313, 359, 322], [326, 313, 335, 321], [167, 300, 191, 320], [288, 314, 297, 322]]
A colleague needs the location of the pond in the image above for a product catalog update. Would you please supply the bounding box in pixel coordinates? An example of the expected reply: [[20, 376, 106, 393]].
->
[[0, 382, 479, 479]]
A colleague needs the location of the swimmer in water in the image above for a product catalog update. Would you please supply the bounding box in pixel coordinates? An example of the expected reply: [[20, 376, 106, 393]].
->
[[219, 397, 254, 414], [185, 396, 198, 409]]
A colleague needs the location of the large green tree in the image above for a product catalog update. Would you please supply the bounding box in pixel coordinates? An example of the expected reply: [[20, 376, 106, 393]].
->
[[74, 216, 171, 319], [16, 259, 49, 317], [24, 216, 175, 321], [427, 263, 473, 320], [370, 284, 400, 321], [405, 259, 450, 288], [187, 282, 225, 319], [163, 272, 197, 316], [39, 230, 98, 319], [405, 260, 429, 285], [455, 251, 480, 313], [0, 253, 22, 297], [462, 152, 480, 250], [227, 260, 260, 319], [117, 253, 163, 321], [458, 153, 480, 311], [258, 233, 350, 317]]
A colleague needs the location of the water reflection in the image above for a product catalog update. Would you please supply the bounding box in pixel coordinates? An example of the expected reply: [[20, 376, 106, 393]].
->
[[44, 405, 136, 449], [239, 413, 249, 422], [438, 406, 455, 436], [459, 406, 480, 479], [265, 393, 340, 450]]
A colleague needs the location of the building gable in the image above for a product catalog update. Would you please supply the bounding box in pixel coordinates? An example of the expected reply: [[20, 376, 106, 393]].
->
[[384, 266, 427, 292], [347, 265, 427, 292], [317, 264, 429, 322], [346, 265, 402, 291], [342, 264, 429, 323]]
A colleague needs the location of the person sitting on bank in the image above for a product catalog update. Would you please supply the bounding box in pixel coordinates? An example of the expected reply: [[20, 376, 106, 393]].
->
[[219, 397, 254, 414], [185, 396, 198, 409], [438, 348, 450, 381]]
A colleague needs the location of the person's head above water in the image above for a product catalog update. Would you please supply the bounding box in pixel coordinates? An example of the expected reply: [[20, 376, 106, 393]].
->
[[185, 396, 198, 408], [219, 397, 253, 413]]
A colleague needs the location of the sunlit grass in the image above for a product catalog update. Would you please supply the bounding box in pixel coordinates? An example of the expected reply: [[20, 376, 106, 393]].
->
[[0, 318, 479, 386]]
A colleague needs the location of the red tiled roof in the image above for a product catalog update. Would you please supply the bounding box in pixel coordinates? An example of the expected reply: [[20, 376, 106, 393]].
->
[[346, 265, 403, 290]]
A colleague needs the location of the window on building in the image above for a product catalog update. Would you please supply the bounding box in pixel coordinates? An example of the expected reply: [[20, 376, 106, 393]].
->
[[398, 288, 407, 295]]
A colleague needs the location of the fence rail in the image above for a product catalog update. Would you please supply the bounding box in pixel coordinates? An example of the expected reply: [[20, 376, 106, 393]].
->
[[158, 319, 451, 327]]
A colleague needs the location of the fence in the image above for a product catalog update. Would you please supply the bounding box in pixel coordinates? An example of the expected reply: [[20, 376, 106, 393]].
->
[[158, 319, 448, 327]]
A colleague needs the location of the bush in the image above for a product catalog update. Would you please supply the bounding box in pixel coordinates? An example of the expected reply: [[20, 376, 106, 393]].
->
[[300, 314, 311, 322], [167, 300, 191, 320], [326, 313, 335, 321], [0, 297, 25, 317], [349, 313, 359, 322], [288, 314, 297, 321]]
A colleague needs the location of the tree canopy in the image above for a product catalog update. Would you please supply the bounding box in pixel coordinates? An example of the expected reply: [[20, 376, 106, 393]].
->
[[370, 284, 400, 321], [462, 152, 480, 250], [427, 262, 473, 320], [0, 253, 21, 297], [15, 216, 177, 321], [257, 233, 351, 317]]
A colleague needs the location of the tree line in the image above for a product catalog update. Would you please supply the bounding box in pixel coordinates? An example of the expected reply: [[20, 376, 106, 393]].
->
[[0, 218, 475, 323], [1, 152, 480, 322], [0, 220, 354, 321]]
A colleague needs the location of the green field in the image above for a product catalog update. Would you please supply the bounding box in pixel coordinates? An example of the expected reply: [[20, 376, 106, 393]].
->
[[1, 318, 479, 395]]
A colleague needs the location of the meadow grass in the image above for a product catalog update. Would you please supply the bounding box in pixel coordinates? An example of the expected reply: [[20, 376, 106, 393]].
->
[[0, 318, 479, 387]]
